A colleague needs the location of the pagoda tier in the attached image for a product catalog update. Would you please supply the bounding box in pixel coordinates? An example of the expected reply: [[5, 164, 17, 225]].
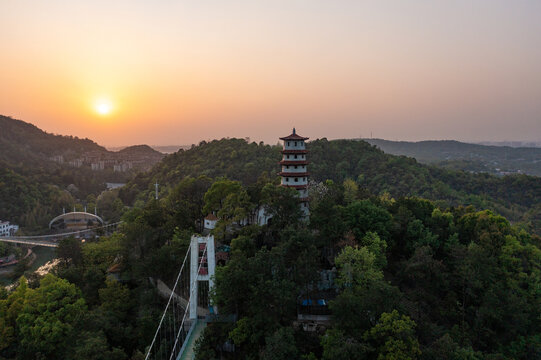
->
[[279, 160, 309, 166], [279, 128, 310, 218], [282, 184, 308, 190]]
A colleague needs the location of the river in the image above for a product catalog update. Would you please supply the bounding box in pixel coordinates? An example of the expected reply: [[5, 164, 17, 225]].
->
[[0, 246, 57, 286]]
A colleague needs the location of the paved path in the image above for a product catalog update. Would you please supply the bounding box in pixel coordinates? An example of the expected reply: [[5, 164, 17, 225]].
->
[[179, 321, 206, 360]]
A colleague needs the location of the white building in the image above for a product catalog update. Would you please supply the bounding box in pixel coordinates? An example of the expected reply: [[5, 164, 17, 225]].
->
[[0, 221, 19, 237], [204, 213, 218, 230]]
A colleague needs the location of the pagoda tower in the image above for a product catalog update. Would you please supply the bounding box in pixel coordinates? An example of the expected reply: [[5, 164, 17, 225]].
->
[[279, 128, 310, 218]]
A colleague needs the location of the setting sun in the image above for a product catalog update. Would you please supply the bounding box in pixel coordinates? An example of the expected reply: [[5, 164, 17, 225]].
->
[[94, 100, 113, 116]]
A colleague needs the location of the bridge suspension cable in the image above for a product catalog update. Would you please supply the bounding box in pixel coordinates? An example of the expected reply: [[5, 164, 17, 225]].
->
[[169, 244, 207, 360], [144, 243, 208, 360]]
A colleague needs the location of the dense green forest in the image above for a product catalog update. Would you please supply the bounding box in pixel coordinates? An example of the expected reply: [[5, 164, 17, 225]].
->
[[120, 138, 541, 235], [1, 136, 540, 359], [1, 174, 539, 359], [365, 138, 541, 177]]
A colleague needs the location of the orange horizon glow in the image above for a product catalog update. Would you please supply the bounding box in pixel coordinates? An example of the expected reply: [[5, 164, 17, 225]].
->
[[1, 1, 541, 147]]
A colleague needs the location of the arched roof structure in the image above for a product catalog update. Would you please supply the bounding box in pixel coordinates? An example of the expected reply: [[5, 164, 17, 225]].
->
[[49, 212, 104, 229]]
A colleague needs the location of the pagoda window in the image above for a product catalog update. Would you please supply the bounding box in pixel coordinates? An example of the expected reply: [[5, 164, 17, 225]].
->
[[294, 155, 298, 159], [286, 165, 289, 169], [295, 165, 298, 169], [286, 177, 289, 181], [295, 178, 298, 182], [287, 142, 290, 146], [294, 141, 297, 146]]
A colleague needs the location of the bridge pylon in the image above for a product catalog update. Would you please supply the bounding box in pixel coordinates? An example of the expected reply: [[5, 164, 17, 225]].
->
[[189, 234, 216, 320]]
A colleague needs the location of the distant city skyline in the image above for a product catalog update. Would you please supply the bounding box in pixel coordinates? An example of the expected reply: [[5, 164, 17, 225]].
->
[[2, 0, 540, 146]]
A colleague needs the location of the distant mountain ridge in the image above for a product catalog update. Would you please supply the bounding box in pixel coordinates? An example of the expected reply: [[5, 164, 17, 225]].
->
[[0, 115, 105, 166], [364, 138, 541, 177], [0, 115, 163, 169]]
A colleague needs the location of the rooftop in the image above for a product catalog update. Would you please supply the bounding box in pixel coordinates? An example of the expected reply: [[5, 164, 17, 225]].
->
[[205, 213, 218, 221], [279, 128, 309, 141]]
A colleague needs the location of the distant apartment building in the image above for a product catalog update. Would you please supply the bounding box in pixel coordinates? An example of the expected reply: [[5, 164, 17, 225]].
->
[[49, 155, 64, 164], [0, 221, 19, 237], [91, 161, 106, 171], [113, 162, 133, 172], [69, 159, 83, 168]]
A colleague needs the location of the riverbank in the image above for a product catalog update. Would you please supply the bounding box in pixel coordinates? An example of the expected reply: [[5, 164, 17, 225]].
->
[[0, 246, 56, 286]]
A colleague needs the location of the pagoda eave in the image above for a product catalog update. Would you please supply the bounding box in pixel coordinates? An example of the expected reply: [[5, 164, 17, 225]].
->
[[278, 172, 310, 177], [279, 160, 309, 165], [279, 134, 309, 141]]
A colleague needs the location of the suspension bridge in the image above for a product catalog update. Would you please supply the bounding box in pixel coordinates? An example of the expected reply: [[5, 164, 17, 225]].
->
[[0, 222, 122, 247], [1, 220, 217, 359], [144, 235, 218, 360]]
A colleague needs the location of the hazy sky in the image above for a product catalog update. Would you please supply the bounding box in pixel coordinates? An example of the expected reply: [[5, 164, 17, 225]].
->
[[1, 0, 540, 146]]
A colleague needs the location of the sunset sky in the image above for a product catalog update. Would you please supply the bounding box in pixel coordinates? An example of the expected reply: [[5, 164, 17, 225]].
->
[[1, 0, 540, 146]]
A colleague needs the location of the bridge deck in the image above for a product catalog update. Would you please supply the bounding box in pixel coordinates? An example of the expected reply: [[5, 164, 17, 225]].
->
[[0, 238, 58, 247], [178, 320, 206, 360]]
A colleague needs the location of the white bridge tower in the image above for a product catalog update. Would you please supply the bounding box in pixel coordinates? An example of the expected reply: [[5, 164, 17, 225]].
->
[[189, 234, 216, 320]]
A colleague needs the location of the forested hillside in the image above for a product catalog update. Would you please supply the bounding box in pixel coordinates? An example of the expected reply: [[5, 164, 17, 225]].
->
[[0, 116, 160, 230], [2, 175, 539, 359], [365, 138, 541, 177], [0, 115, 105, 167], [120, 138, 541, 234]]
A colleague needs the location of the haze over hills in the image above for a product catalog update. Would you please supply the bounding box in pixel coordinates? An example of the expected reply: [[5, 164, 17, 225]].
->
[[108, 145, 190, 154], [364, 138, 541, 177]]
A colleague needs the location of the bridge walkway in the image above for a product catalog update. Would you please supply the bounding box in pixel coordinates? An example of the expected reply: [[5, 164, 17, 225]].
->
[[178, 320, 206, 360]]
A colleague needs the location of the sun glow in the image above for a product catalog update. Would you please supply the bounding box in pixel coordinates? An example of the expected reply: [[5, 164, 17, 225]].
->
[[94, 99, 113, 116]]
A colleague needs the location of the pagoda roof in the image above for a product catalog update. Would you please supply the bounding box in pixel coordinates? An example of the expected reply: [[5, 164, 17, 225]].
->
[[280, 128, 309, 141], [205, 213, 218, 221], [278, 172, 310, 177], [279, 160, 309, 165]]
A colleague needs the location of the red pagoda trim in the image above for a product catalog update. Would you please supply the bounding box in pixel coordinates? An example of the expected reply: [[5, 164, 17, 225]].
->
[[279, 160, 309, 165], [278, 172, 310, 177], [281, 149, 308, 154]]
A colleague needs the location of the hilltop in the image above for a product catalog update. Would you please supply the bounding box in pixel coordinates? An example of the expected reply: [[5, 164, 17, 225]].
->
[[0, 115, 105, 167], [119, 137, 541, 234], [364, 138, 541, 177]]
